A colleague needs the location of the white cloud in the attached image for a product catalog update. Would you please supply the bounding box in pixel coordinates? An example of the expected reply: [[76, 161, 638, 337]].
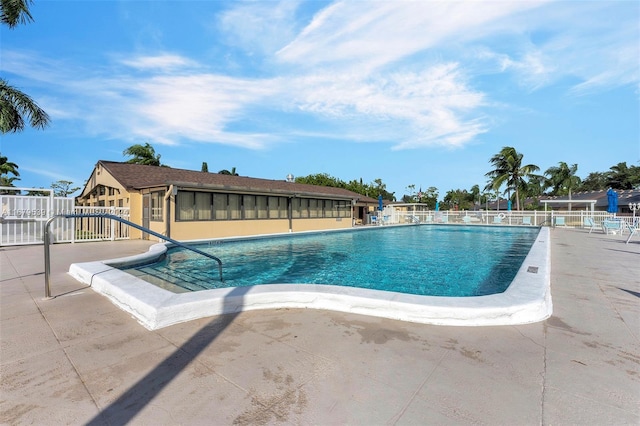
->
[[475, 1, 639, 94], [217, 0, 302, 56], [119, 54, 199, 71], [21, 166, 77, 183], [64, 71, 280, 148], [277, 1, 544, 71], [286, 63, 486, 149], [5, 1, 637, 153]]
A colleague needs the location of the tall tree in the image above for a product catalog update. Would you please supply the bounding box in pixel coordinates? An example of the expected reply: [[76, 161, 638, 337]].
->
[[544, 162, 580, 196], [0, 1, 50, 134], [404, 184, 416, 202], [607, 162, 640, 189], [372, 178, 395, 201], [544, 162, 581, 210], [296, 173, 343, 187], [444, 189, 472, 210], [123, 142, 162, 166], [51, 180, 80, 197], [420, 186, 439, 209], [579, 171, 608, 191], [201, 162, 208, 173], [469, 184, 481, 208], [0, 154, 20, 193], [0, 153, 19, 178], [485, 146, 539, 210]]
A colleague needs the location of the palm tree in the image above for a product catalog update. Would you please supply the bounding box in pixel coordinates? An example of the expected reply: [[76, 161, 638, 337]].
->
[[470, 184, 481, 208], [0, 154, 19, 177], [607, 162, 640, 189], [544, 162, 580, 210], [218, 167, 238, 176], [1, 1, 50, 134], [485, 146, 540, 211], [123, 143, 162, 166], [0, 79, 50, 133], [579, 171, 608, 191], [0, 153, 20, 192], [1, 0, 33, 28]]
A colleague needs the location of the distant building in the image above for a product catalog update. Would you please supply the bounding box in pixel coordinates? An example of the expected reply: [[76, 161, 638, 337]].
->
[[483, 189, 640, 213], [77, 161, 379, 240], [538, 189, 639, 213]]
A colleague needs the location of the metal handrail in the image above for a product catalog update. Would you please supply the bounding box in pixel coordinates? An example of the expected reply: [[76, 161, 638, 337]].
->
[[44, 213, 224, 298]]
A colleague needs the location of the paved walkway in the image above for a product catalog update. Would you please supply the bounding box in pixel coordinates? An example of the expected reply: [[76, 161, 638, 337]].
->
[[1, 229, 639, 425]]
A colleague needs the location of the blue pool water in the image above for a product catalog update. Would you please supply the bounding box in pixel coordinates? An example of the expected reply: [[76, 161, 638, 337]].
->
[[123, 225, 540, 297]]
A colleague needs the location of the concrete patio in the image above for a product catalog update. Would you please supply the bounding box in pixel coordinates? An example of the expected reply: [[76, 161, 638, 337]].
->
[[1, 228, 639, 425]]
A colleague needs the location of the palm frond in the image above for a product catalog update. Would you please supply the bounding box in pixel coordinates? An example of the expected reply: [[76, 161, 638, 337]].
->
[[1, 0, 34, 28], [0, 79, 50, 133]]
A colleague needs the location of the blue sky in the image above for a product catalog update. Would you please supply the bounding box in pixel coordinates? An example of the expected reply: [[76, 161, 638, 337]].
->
[[1, 0, 639, 200]]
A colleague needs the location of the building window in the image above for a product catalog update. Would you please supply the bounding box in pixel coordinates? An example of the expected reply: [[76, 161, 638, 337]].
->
[[268, 196, 282, 219], [195, 192, 212, 220], [177, 191, 195, 220], [176, 190, 351, 222], [151, 191, 165, 221], [291, 198, 300, 219], [299, 198, 309, 218], [213, 193, 227, 220], [243, 195, 256, 219], [229, 194, 241, 220], [324, 200, 333, 218], [309, 199, 319, 218], [256, 196, 268, 219], [338, 201, 351, 218]]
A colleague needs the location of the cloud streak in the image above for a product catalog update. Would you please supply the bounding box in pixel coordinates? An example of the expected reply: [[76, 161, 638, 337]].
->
[[3, 0, 637, 152]]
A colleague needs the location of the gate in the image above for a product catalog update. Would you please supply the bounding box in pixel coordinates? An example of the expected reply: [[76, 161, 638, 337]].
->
[[1, 189, 130, 246]]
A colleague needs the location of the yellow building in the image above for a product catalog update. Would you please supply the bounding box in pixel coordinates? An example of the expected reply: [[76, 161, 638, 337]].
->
[[77, 161, 379, 240]]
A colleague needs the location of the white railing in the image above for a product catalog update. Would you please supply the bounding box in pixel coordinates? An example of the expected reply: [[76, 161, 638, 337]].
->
[[1, 194, 74, 245], [375, 208, 636, 231], [1, 192, 130, 245], [68, 207, 130, 242]]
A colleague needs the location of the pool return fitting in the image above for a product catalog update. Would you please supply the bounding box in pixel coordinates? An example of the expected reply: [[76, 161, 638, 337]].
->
[[43, 213, 224, 298]]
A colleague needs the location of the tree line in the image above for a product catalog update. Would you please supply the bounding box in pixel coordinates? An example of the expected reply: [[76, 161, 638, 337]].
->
[[436, 147, 639, 211], [2, 143, 638, 205]]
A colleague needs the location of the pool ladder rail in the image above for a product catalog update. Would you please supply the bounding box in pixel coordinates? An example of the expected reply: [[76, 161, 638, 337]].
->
[[43, 213, 224, 298]]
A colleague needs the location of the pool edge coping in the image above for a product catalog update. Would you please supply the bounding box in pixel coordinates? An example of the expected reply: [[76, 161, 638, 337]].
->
[[68, 226, 551, 330]]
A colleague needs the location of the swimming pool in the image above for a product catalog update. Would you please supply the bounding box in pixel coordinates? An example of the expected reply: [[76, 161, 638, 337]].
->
[[69, 225, 552, 329], [123, 225, 540, 297]]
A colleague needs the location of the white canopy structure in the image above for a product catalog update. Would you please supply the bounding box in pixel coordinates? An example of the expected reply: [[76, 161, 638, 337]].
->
[[542, 199, 597, 213]]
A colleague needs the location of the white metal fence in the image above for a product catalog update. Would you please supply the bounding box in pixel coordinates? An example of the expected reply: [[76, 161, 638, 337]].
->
[[375, 207, 637, 230], [1, 193, 130, 246]]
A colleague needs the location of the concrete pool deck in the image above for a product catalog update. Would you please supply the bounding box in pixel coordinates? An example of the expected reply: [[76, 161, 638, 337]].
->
[[1, 229, 639, 425]]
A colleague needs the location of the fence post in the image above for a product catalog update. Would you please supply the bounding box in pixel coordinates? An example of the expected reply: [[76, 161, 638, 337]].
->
[[110, 206, 116, 241], [71, 209, 76, 243], [43, 216, 56, 298]]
